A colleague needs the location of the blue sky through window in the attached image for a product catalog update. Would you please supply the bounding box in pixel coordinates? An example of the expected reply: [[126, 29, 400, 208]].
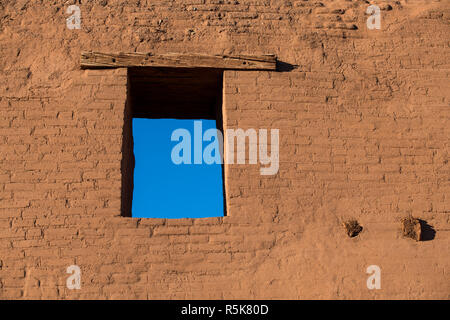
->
[[132, 118, 224, 218]]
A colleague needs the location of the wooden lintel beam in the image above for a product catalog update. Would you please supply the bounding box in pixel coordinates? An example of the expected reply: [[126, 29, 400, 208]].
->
[[80, 52, 277, 70]]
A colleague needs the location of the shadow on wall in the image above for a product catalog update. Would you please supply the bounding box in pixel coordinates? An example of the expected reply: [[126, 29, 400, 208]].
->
[[276, 61, 297, 72], [419, 219, 436, 241]]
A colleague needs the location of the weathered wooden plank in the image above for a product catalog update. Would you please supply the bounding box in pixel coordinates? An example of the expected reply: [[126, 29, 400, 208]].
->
[[81, 52, 277, 70]]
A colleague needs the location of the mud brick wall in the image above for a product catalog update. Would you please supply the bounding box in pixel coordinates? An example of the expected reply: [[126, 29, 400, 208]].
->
[[0, 0, 449, 299]]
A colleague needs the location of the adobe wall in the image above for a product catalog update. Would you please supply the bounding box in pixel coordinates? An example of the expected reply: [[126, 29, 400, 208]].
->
[[0, 0, 449, 299]]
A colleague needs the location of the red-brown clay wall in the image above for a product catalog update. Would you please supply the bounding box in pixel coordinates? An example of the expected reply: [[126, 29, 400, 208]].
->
[[0, 0, 449, 299]]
